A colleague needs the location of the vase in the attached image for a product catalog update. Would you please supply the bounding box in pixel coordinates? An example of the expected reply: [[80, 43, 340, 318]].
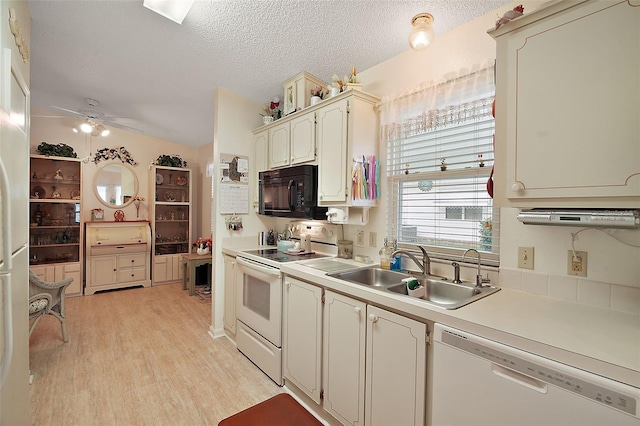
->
[[134, 199, 141, 218], [263, 115, 274, 125], [197, 247, 209, 255], [310, 96, 321, 106]]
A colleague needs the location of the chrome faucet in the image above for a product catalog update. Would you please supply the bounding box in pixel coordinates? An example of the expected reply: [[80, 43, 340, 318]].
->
[[391, 246, 431, 275], [451, 262, 462, 283], [462, 248, 489, 289]]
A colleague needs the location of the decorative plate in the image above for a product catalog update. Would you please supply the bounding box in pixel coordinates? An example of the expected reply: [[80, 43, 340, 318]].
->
[[114, 210, 125, 221], [156, 173, 164, 185], [70, 189, 81, 199], [164, 191, 176, 202], [176, 176, 187, 186], [31, 186, 46, 199]]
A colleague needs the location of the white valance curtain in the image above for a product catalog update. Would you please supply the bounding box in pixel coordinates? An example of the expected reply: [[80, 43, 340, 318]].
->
[[380, 62, 495, 135]]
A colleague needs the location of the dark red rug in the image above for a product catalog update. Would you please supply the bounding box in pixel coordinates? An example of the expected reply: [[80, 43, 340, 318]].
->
[[218, 393, 322, 426]]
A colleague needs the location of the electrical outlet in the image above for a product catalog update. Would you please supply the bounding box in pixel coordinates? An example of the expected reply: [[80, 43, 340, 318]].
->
[[567, 250, 588, 277], [517, 247, 534, 269], [355, 230, 365, 246], [369, 232, 377, 247]]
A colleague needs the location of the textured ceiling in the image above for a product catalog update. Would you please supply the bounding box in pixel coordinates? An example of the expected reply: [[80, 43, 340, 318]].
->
[[28, 0, 511, 148]]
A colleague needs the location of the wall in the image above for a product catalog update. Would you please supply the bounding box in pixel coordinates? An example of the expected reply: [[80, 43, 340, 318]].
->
[[30, 112, 201, 224], [357, 0, 640, 314], [210, 87, 276, 336]]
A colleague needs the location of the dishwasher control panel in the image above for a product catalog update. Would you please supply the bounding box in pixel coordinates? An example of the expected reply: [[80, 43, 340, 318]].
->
[[440, 328, 638, 418]]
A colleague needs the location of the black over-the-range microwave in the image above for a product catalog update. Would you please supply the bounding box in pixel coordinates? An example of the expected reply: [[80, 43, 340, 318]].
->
[[258, 165, 328, 219]]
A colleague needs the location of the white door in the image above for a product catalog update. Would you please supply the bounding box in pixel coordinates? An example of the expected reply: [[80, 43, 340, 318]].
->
[[365, 305, 426, 426], [283, 276, 323, 403], [323, 290, 366, 426]]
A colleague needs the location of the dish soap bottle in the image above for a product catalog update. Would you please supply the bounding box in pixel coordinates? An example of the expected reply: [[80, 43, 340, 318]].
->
[[379, 238, 391, 269], [390, 238, 402, 271]]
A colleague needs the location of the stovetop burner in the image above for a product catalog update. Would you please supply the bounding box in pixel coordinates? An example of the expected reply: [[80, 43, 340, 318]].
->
[[242, 248, 330, 263]]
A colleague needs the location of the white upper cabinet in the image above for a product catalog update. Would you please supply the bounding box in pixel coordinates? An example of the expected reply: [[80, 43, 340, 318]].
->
[[490, 0, 640, 208], [267, 113, 316, 169], [316, 91, 380, 207]]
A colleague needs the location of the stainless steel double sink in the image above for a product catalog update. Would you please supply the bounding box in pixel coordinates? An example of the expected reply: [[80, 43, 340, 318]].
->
[[328, 266, 499, 310]]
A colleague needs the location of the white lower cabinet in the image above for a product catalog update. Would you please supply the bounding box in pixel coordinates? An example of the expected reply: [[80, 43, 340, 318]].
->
[[30, 262, 82, 296], [283, 276, 324, 403], [365, 304, 426, 426], [153, 254, 182, 284], [323, 290, 366, 425], [283, 277, 427, 426], [223, 254, 236, 334], [86, 252, 150, 295]]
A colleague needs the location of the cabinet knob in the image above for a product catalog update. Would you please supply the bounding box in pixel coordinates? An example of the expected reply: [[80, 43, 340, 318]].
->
[[354, 306, 361, 315], [285, 281, 291, 289], [368, 314, 379, 323], [511, 182, 524, 192]]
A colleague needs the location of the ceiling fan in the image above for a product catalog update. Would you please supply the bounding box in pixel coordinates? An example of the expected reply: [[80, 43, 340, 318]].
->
[[34, 97, 143, 135]]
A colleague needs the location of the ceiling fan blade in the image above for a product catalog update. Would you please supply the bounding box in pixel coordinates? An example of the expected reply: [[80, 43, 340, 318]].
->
[[103, 119, 143, 134], [49, 105, 85, 117], [31, 114, 68, 118]]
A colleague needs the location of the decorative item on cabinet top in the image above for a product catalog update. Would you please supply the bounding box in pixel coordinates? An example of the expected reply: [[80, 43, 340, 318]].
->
[[153, 154, 187, 168], [36, 142, 78, 158], [93, 146, 137, 165]]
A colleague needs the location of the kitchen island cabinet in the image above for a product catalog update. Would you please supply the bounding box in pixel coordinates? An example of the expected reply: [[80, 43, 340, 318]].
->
[[282, 275, 426, 426], [489, 0, 640, 207]]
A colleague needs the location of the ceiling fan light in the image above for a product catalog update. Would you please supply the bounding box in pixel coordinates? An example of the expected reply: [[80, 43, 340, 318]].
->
[[409, 13, 435, 51], [143, 0, 195, 24], [96, 124, 110, 137], [79, 122, 93, 133]]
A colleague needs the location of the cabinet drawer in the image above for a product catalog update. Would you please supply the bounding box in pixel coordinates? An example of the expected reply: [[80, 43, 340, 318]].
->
[[118, 267, 147, 283], [119, 253, 147, 267]]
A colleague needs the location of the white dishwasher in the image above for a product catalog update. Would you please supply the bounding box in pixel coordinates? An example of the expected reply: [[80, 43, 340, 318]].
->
[[432, 324, 640, 426]]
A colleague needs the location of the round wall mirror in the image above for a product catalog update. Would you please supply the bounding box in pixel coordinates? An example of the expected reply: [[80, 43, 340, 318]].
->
[[93, 163, 138, 208]]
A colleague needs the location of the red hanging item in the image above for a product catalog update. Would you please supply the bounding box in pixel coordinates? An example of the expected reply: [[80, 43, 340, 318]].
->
[[486, 99, 495, 198]]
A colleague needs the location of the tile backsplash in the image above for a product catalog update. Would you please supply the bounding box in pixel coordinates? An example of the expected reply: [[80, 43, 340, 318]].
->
[[499, 268, 640, 316]]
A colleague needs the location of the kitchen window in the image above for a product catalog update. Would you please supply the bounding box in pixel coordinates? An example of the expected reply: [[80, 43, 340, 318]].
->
[[381, 64, 499, 265]]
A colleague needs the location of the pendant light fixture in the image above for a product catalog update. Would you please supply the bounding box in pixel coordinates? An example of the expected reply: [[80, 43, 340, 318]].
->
[[409, 13, 435, 51]]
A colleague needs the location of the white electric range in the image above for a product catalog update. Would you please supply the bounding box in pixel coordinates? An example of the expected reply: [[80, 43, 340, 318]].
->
[[235, 222, 339, 385]]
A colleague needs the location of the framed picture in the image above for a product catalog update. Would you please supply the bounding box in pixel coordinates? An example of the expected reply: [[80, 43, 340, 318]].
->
[[284, 83, 296, 115], [91, 208, 104, 221]]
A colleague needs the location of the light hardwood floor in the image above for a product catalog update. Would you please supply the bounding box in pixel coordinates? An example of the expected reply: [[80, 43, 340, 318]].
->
[[29, 283, 282, 425]]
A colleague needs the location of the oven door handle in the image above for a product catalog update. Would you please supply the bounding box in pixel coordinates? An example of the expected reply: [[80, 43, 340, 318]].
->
[[236, 256, 281, 276], [287, 179, 295, 212]]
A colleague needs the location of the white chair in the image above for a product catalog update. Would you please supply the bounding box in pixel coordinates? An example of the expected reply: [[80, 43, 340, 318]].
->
[[29, 270, 73, 342]]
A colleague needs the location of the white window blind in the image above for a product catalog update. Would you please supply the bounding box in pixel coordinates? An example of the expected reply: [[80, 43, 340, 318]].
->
[[382, 66, 499, 266]]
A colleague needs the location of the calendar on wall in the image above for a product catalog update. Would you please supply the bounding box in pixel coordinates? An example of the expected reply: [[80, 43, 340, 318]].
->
[[219, 153, 249, 214]]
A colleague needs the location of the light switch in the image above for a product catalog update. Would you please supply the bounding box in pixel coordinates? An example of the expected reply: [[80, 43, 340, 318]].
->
[[517, 247, 534, 270]]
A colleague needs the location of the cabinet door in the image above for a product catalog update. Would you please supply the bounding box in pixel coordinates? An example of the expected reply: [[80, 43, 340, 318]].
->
[[171, 254, 182, 281], [62, 263, 82, 295], [223, 255, 236, 333], [268, 121, 290, 169], [283, 276, 323, 404], [253, 130, 269, 208], [90, 257, 118, 287], [323, 290, 366, 426], [496, 1, 640, 206], [317, 99, 349, 204], [153, 256, 169, 283], [365, 305, 426, 426], [290, 112, 316, 165]]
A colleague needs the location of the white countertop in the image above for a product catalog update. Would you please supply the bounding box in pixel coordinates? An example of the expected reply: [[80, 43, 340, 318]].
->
[[223, 246, 640, 388]]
